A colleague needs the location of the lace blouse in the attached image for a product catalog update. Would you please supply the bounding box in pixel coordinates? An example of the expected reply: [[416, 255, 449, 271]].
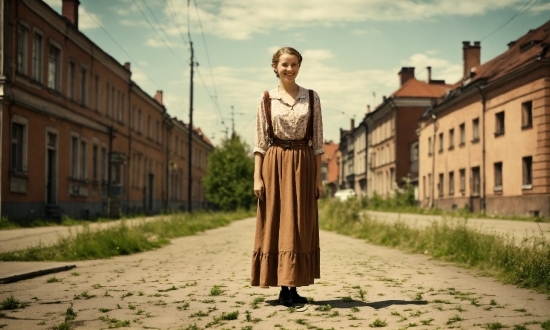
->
[[254, 86, 324, 156]]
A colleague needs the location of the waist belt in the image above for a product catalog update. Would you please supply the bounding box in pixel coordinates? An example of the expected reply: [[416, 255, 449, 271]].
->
[[270, 138, 311, 150]]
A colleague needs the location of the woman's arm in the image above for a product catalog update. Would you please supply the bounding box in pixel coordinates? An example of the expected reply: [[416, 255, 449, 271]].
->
[[254, 153, 265, 200], [315, 154, 323, 199]]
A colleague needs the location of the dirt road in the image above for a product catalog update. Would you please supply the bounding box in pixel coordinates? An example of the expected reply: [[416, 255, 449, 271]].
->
[[0, 217, 549, 329]]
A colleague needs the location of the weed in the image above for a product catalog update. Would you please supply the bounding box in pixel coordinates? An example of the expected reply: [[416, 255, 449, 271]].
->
[[484, 322, 508, 329], [99, 308, 111, 313], [251, 296, 265, 309], [184, 324, 199, 330], [120, 292, 133, 299], [177, 301, 190, 310], [0, 295, 27, 310], [351, 306, 360, 313], [541, 320, 550, 330], [369, 318, 387, 327], [74, 291, 96, 300], [342, 296, 353, 302], [446, 315, 463, 325], [70, 272, 79, 276], [315, 304, 332, 312], [490, 299, 497, 306], [47, 277, 61, 283], [65, 304, 77, 321], [210, 285, 225, 296], [513, 308, 527, 312], [51, 322, 71, 330], [513, 325, 527, 330], [92, 284, 102, 289], [220, 310, 239, 320], [295, 319, 307, 325], [98, 316, 130, 328], [158, 285, 177, 292], [420, 318, 434, 325], [414, 292, 423, 301]]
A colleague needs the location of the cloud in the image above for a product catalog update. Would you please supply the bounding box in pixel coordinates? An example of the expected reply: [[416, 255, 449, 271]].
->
[[164, 0, 526, 40], [400, 52, 462, 84], [79, 7, 101, 30]]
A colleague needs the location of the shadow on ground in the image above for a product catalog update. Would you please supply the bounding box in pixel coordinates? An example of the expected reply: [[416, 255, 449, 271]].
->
[[265, 299, 428, 309]]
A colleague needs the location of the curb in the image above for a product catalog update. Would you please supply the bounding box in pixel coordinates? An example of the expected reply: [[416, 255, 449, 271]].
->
[[0, 265, 77, 284]]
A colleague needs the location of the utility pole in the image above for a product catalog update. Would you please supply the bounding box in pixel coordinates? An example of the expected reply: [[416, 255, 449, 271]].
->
[[188, 41, 194, 213], [222, 105, 245, 138]]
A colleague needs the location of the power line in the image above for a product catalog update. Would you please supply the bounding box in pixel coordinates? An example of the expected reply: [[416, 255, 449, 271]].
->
[[132, 0, 187, 67], [165, 0, 190, 48], [480, 0, 537, 41], [140, 0, 187, 51]]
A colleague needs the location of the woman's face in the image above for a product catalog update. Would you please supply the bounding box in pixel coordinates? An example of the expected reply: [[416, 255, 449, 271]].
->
[[273, 53, 300, 83]]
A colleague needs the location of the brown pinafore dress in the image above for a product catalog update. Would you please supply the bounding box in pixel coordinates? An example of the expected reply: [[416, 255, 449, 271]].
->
[[251, 90, 321, 288]]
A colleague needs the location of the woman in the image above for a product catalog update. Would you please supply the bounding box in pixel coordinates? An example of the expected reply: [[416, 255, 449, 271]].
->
[[251, 46, 324, 306]]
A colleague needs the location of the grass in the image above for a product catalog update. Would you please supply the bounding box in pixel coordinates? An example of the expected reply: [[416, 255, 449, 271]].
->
[[0, 210, 253, 261], [318, 199, 550, 293], [0, 295, 28, 310]]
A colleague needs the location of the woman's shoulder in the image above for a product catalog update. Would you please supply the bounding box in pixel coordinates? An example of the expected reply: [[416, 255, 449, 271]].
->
[[257, 87, 279, 100]]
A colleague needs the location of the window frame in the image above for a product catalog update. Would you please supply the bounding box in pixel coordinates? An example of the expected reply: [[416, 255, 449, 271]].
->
[[31, 29, 44, 82], [10, 115, 29, 173], [448, 171, 455, 195], [459, 123, 466, 147], [472, 166, 481, 196], [17, 23, 29, 75], [495, 111, 505, 136], [472, 118, 480, 142], [522, 156, 533, 190], [494, 162, 503, 192], [521, 101, 533, 129], [47, 41, 62, 91]]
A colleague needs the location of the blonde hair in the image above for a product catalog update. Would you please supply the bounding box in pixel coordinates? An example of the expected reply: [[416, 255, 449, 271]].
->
[[271, 47, 303, 78]]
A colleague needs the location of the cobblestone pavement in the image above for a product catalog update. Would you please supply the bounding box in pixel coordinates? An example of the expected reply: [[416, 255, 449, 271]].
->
[[0, 217, 549, 329]]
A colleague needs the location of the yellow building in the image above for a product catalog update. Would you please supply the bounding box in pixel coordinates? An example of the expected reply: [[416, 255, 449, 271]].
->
[[418, 21, 550, 216]]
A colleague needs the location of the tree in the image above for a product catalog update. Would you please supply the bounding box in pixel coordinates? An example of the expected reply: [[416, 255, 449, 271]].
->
[[203, 135, 255, 210]]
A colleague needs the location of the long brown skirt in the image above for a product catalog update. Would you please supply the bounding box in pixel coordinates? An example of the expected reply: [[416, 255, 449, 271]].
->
[[251, 144, 320, 288]]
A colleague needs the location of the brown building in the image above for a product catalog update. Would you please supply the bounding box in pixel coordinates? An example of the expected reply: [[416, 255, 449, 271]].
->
[[366, 67, 451, 198], [321, 140, 339, 197], [1, 0, 213, 220], [418, 20, 550, 216]]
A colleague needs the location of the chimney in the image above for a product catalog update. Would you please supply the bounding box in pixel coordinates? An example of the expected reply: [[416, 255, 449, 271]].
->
[[463, 41, 481, 78], [62, 0, 80, 28], [399, 67, 415, 87], [350, 118, 355, 131], [507, 41, 516, 49], [426, 66, 432, 83], [155, 90, 163, 105], [367, 105, 371, 113], [124, 62, 131, 71]]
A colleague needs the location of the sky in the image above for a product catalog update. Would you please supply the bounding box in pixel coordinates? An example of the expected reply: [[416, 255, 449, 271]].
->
[[43, 0, 550, 150]]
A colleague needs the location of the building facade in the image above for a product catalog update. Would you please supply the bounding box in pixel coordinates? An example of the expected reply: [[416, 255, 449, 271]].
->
[[366, 67, 451, 198], [1, 0, 213, 220], [418, 21, 550, 216]]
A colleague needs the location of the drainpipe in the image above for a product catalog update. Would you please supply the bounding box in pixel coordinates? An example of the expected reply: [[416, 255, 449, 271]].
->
[[126, 85, 132, 215], [431, 112, 437, 208], [476, 85, 487, 213], [107, 125, 114, 217]]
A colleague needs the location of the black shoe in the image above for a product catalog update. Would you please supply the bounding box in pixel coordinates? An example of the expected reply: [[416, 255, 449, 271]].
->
[[279, 289, 292, 307], [290, 289, 308, 304]]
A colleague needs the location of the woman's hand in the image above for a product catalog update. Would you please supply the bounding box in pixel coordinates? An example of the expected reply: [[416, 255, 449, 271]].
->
[[315, 181, 324, 199], [254, 178, 265, 201]]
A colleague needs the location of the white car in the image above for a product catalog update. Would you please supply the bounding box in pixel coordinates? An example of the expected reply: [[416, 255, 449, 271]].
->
[[334, 189, 356, 202]]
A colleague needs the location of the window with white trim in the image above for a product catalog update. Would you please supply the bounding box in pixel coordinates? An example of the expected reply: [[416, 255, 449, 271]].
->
[[80, 66, 87, 106], [32, 32, 43, 81], [68, 60, 76, 100], [11, 117, 28, 173], [17, 25, 28, 75], [48, 45, 61, 91], [70, 135, 79, 179]]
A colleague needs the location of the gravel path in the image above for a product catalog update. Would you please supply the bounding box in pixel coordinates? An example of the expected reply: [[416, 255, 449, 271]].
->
[[0, 217, 549, 329]]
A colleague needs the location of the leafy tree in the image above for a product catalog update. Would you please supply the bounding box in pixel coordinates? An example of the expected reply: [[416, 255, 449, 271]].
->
[[203, 135, 255, 210]]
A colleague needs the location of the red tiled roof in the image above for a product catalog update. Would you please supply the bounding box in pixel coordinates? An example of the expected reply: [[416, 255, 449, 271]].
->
[[392, 78, 453, 98], [466, 20, 550, 85]]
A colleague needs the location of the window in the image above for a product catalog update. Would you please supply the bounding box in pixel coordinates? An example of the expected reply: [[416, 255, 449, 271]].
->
[[438, 173, 444, 197], [427, 173, 432, 198], [68, 61, 75, 100], [459, 169, 466, 193], [17, 26, 28, 75], [32, 33, 43, 81], [459, 123, 465, 146], [494, 162, 503, 191], [495, 111, 505, 136], [138, 109, 142, 133], [70, 136, 79, 179], [80, 140, 87, 180], [80, 66, 87, 106], [94, 76, 99, 111], [105, 83, 110, 116], [449, 171, 455, 195], [147, 115, 151, 138], [472, 118, 479, 142], [410, 141, 418, 161], [438, 133, 443, 152], [522, 101, 533, 128], [92, 145, 99, 182], [428, 137, 433, 156], [449, 129, 455, 149], [111, 87, 115, 119], [102, 146, 108, 183], [472, 167, 480, 196], [156, 120, 160, 143], [11, 123, 26, 172], [119, 93, 125, 123], [48, 45, 61, 91], [522, 156, 532, 189]]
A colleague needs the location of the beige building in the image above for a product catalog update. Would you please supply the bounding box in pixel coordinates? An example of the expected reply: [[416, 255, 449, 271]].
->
[[418, 21, 550, 216]]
